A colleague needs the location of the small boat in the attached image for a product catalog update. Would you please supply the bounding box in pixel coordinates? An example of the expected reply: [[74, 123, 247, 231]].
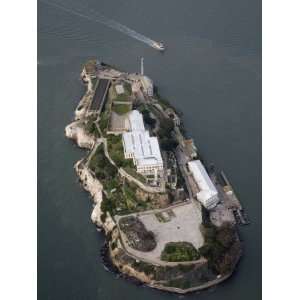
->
[[152, 41, 165, 51]]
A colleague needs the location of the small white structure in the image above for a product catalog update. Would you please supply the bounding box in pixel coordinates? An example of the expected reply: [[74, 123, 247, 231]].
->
[[140, 76, 153, 97], [188, 160, 219, 209], [122, 110, 163, 177], [115, 84, 124, 95], [131, 80, 141, 93]]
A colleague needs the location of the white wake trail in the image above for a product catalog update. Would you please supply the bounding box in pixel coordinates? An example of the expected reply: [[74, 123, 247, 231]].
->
[[40, 0, 157, 48]]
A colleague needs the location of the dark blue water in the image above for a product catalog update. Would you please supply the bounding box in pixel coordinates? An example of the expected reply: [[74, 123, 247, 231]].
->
[[38, 0, 261, 299]]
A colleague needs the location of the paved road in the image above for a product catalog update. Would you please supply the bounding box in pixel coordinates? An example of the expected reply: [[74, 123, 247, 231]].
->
[[175, 147, 195, 201]]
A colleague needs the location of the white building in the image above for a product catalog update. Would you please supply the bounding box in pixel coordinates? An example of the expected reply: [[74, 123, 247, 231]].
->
[[140, 76, 153, 96], [125, 110, 145, 131], [115, 84, 124, 95], [122, 110, 163, 177], [188, 160, 219, 209]]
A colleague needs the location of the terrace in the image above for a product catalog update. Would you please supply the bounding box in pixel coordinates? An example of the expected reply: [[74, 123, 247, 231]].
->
[[116, 201, 204, 265]]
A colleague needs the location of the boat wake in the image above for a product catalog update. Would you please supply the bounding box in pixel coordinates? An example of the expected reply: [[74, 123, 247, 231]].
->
[[40, 0, 161, 50]]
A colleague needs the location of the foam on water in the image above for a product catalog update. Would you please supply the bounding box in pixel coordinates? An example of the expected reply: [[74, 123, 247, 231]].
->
[[40, 0, 159, 50]]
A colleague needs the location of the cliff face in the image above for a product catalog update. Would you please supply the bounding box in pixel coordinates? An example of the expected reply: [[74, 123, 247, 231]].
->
[[74, 160, 115, 232], [109, 228, 153, 284], [65, 66, 116, 233], [75, 160, 103, 227], [65, 121, 95, 149]]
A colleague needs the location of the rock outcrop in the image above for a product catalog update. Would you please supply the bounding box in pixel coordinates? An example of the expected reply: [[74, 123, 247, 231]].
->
[[65, 121, 95, 149], [75, 160, 103, 227]]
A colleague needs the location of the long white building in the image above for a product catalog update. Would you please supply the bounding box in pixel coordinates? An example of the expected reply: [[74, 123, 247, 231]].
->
[[188, 160, 219, 209], [122, 110, 163, 176], [125, 110, 145, 131]]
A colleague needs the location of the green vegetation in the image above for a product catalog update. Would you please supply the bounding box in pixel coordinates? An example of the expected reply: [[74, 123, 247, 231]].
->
[[116, 249, 215, 289], [123, 166, 147, 183], [88, 144, 118, 186], [91, 78, 99, 90], [100, 193, 114, 222], [157, 118, 178, 151], [106, 134, 147, 183], [140, 108, 156, 129], [105, 178, 119, 194], [123, 82, 132, 95], [110, 240, 118, 250], [166, 278, 192, 289], [198, 223, 241, 274], [137, 102, 177, 151], [85, 116, 100, 138], [157, 118, 174, 138], [98, 111, 109, 134], [101, 179, 151, 218], [131, 260, 155, 276], [112, 82, 132, 102], [123, 183, 139, 210], [112, 103, 131, 115], [160, 137, 178, 152], [161, 242, 200, 262], [163, 263, 215, 289], [106, 135, 133, 168], [123, 181, 151, 212], [90, 144, 150, 216], [89, 139, 151, 218]]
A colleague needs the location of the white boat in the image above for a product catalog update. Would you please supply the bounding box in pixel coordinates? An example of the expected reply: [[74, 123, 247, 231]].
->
[[152, 41, 165, 51]]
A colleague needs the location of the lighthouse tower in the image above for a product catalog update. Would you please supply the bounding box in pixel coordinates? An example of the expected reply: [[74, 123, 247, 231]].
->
[[140, 57, 144, 76]]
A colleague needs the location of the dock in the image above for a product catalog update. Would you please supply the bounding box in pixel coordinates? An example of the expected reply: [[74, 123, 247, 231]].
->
[[219, 171, 250, 225]]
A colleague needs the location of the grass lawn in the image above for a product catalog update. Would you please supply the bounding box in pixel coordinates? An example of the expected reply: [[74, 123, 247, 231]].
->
[[114, 82, 132, 101], [112, 103, 132, 115], [161, 242, 200, 262]]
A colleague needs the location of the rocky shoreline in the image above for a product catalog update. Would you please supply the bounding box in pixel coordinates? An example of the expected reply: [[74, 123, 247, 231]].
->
[[64, 61, 242, 294]]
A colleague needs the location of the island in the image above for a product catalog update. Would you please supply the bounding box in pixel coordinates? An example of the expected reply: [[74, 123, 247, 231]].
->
[[65, 59, 248, 293]]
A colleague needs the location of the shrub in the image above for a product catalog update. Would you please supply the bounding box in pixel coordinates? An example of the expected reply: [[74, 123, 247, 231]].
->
[[85, 117, 100, 137], [161, 242, 200, 262], [88, 145, 118, 180], [157, 118, 174, 139], [101, 193, 115, 218], [99, 112, 109, 133], [141, 109, 156, 129], [198, 223, 241, 274], [160, 137, 178, 151]]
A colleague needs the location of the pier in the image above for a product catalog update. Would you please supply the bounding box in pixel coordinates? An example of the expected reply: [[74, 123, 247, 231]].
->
[[219, 171, 250, 225]]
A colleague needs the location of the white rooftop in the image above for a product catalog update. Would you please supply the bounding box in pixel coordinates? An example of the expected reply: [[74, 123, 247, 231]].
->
[[141, 75, 153, 86], [127, 110, 145, 131], [123, 131, 163, 167], [188, 160, 218, 202], [115, 84, 124, 95]]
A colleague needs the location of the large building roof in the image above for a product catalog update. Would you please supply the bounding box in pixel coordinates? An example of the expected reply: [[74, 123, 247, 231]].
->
[[127, 110, 145, 131], [123, 131, 163, 167], [188, 160, 218, 203]]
